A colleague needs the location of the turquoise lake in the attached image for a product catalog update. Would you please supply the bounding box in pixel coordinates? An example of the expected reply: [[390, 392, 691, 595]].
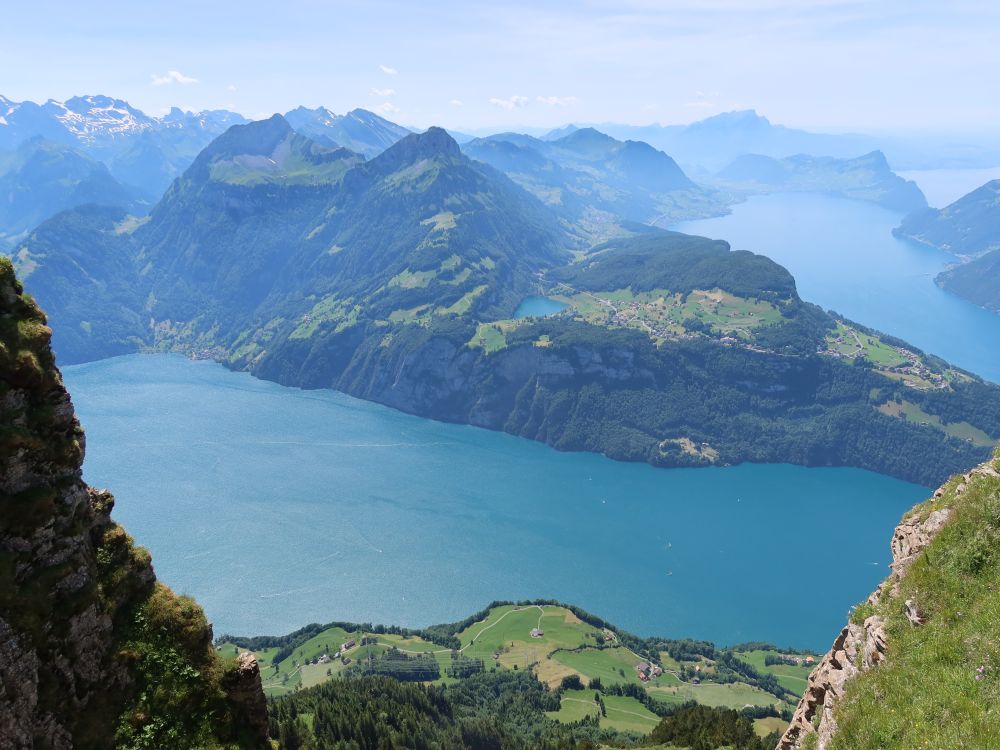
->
[[514, 295, 568, 318], [674, 192, 1000, 383], [64, 353, 923, 649]]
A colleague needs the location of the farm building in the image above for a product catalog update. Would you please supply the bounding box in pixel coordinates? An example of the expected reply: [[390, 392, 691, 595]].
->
[[342, 639, 356, 651], [530, 628, 544, 638]]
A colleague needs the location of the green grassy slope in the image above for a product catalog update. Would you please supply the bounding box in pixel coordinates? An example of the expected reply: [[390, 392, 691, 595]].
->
[[827, 453, 1000, 749]]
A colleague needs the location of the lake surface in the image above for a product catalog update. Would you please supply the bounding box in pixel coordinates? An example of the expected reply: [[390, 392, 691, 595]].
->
[[674, 192, 1000, 383], [515, 295, 568, 318], [64, 353, 923, 650]]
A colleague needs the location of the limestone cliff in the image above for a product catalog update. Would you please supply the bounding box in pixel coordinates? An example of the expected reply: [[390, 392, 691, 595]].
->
[[0, 257, 267, 749], [779, 456, 1000, 750]]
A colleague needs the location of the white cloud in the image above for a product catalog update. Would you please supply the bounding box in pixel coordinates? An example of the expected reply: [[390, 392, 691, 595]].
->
[[379, 65, 398, 75], [371, 87, 396, 97], [536, 95, 579, 106], [489, 95, 529, 110], [450, 99, 464, 107], [151, 70, 199, 86], [374, 101, 400, 115], [227, 84, 237, 92]]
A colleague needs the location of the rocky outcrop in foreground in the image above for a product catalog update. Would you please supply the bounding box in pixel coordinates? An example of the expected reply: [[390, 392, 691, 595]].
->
[[778, 459, 1000, 750], [0, 257, 267, 749]]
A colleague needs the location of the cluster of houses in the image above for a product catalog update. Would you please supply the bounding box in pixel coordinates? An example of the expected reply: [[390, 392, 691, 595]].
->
[[635, 660, 664, 682], [822, 330, 947, 390], [314, 638, 358, 666], [780, 653, 816, 666]]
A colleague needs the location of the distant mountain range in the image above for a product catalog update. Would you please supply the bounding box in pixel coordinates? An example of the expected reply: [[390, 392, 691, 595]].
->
[[0, 95, 248, 198], [11, 116, 999, 485], [0, 95, 420, 248], [1, 95, 947, 250], [0, 95, 413, 200], [713, 151, 927, 212], [562, 110, 1000, 172], [462, 127, 731, 239], [284, 106, 412, 158], [895, 179, 1000, 312]]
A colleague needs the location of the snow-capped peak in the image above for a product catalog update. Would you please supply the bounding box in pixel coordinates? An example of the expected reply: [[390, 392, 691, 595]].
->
[[45, 95, 156, 143]]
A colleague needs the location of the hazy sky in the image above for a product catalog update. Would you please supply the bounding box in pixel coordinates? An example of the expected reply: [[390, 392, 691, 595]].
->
[[3, 0, 998, 134]]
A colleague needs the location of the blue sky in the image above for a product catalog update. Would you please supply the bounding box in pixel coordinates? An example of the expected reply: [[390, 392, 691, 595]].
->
[[3, 0, 998, 133]]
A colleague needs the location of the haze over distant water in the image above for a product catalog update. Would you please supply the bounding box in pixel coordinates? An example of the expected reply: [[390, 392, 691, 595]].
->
[[64, 354, 922, 649], [674, 191, 1000, 383], [898, 168, 1000, 208]]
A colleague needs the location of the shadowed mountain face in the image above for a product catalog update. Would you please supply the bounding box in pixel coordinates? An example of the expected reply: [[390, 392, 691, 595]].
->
[[895, 179, 1000, 257], [10, 117, 1000, 486], [895, 179, 1000, 313], [936, 248, 1000, 313], [0, 138, 148, 247]]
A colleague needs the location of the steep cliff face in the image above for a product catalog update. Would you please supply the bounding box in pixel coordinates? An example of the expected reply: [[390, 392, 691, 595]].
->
[[0, 257, 267, 749], [779, 455, 1000, 750]]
